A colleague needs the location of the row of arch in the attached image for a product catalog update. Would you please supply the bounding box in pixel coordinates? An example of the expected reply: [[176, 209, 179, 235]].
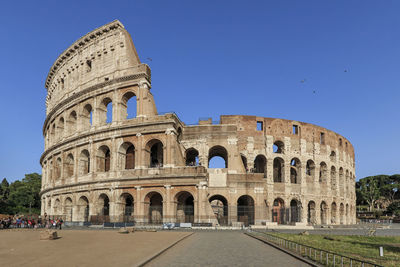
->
[[45, 91, 137, 147]]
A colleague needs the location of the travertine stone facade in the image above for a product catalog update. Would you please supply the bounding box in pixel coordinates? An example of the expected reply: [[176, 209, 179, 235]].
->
[[40, 20, 356, 226]]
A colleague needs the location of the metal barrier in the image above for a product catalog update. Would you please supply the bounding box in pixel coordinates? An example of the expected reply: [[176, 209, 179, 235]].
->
[[252, 231, 383, 267]]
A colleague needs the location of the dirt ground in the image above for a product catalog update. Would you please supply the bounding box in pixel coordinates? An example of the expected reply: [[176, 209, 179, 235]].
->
[[0, 229, 191, 267]]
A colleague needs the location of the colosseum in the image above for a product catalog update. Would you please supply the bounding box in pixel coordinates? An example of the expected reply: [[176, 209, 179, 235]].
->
[[40, 20, 356, 227]]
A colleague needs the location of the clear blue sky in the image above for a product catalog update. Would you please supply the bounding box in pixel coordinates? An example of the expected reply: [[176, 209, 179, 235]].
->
[[0, 0, 399, 182]]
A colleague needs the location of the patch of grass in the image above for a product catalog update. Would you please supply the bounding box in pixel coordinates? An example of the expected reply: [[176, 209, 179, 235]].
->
[[262, 232, 400, 267]]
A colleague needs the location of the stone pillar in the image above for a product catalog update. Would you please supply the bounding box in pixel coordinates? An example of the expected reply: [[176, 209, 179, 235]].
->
[[197, 182, 208, 223], [164, 185, 172, 223], [254, 188, 264, 225], [136, 133, 144, 168], [134, 186, 144, 223]]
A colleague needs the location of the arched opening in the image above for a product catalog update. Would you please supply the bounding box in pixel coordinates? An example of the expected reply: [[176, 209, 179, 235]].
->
[[209, 195, 228, 226], [331, 166, 337, 193], [65, 153, 74, 177], [346, 204, 349, 224], [331, 202, 337, 224], [99, 97, 113, 124], [54, 199, 61, 216], [79, 150, 90, 175], [175, 191, 194, 223], [122, 92, 137, 119], [273, 141, 284, 153], [319, 162, 328, 183], [330, 151, 336, 162], [51, 124, 56, 144], [339, 168, 344, 196], [237, 195, 254, 226], [145, 192, 163, 224], [306, 160, 315, 182], [241, 154, 248, 172], [273, 157, 284, 182], [119, 142, 135, 170], [177, 128, 182, 143], [98, 194, 110, 221], [290, 158, 301, 184], [82, 104, 93, 129], [97, 145, 111, 172], [340, 203, 345, 224], [272, 198, 285, 224], [77, 196, 89, 222], [68, 111, 77, 135], [254, 155, 266, 176], [121, 193, 134, 223], [307, 201, 316, 225], [290, 199, 301, 223], [146, 140, 163, 168], [185, 148, 199, 166], [345, 170, 350, 195], [55, 157, 62, 179], [208, 146, 228, 168], [65, 198, 73, 222], [58, 117, 64, 139], [320, 201, 328, 224]]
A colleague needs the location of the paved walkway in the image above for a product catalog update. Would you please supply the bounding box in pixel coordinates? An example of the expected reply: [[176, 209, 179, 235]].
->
[[146, 231, 310, 267]]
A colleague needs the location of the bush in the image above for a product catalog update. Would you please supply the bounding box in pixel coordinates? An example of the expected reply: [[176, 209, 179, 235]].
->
[[387, 201, 400, 216]]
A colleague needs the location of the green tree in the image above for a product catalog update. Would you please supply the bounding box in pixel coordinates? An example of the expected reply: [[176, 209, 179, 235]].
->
[[357, 176, 381, 211], [7, 173, 42, 215]]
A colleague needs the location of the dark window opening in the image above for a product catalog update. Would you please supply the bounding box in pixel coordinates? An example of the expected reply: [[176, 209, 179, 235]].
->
[[292, 125, 299, 135], [86, 60, 92, 72], [257, 121, 263, 131], [320, 132, 325, 145]]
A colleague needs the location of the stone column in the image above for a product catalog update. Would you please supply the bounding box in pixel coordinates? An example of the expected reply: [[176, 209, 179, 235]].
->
[[136, 133, 144, 168], [164, 185, 172, 223], [134, 186, 144, 223]]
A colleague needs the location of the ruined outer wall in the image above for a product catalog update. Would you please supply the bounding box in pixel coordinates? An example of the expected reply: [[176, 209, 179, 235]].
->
[[40, 21, 355, 226]]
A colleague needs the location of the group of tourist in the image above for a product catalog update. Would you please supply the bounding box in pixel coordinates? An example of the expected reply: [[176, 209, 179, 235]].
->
[[0, 215, 64, 230]]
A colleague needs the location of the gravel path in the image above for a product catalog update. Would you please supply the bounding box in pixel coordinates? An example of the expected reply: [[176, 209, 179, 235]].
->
[[146, 231, 310, 267]]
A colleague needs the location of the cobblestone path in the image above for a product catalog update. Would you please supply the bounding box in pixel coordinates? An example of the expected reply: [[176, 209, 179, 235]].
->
[[146, 231, 310, 267]]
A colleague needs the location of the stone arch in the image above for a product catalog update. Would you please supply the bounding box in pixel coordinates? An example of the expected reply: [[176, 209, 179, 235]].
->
[[306, 160, 315, 182], [57, 117, 65, 139], [120, 193, 134, 222], [67, 110, 77, 135], [144, 191, 163, 224], [55, 157, 62, 179], [64, 197, 73, 221], [273, 140, 284, 153], [208, 145, 228, 168], [331, 202, 337, 224], [339, 168, 344, 196], [175, 191, 194, 223], [119, 142, 135, 169], [254, 154, 267, 176], [145, 139, 164, 168], [50, 123, 56, 144], [65, 153, 74, 177], [329, 151, 336, 162], [82, 103, 93, 129], [98, 97, 113, 124], [319, 162, 328, 183], [209, 194, 229, 226], [77, 196, 90, 222], [121, 91, 137, 119], [346, 203, 349, 224], [339, 203, 345, 224], [185, 148, 199, 166], [97, 145, 111, 172], [290, 199, 301, 223], [79, 149, 90, 175], [290, 158, 301, 184], [307, 201, 316, 225], [320, 201, 328, 224], [272, 198, 285, 224], [98, 193, 110, 218], [54, 198, 61, 216], [273, 157, 284, 182], [330, 166, 337, 193], [237, 195, 255, 226]]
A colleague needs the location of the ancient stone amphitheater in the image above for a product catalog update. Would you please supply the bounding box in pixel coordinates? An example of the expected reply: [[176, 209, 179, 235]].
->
[[40, 20, 356, 227]]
